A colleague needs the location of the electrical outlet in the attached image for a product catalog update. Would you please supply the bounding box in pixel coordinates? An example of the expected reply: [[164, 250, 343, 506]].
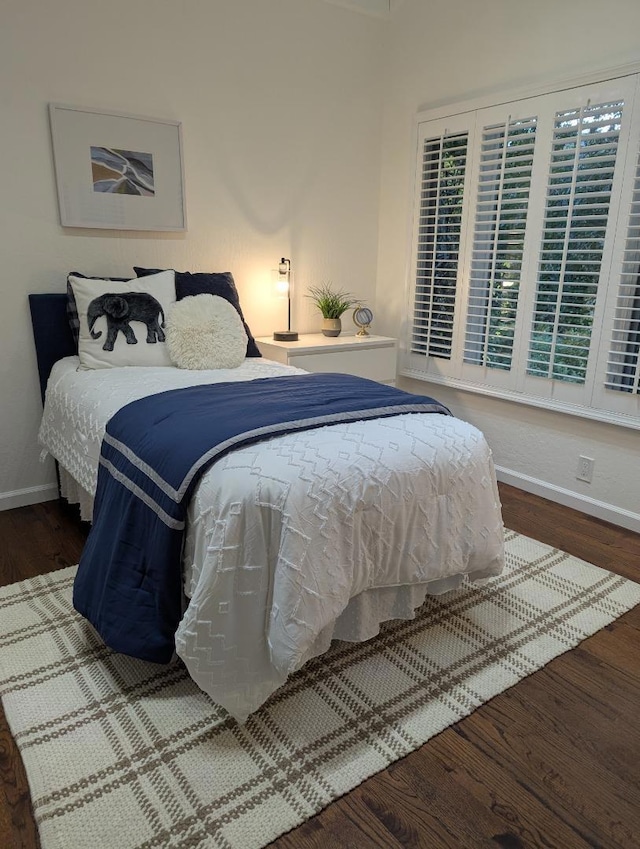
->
[[576, 455, 595, 483]]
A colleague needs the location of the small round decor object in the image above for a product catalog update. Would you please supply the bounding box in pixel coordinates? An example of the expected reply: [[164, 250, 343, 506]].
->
[[352, 305, 373, 337]]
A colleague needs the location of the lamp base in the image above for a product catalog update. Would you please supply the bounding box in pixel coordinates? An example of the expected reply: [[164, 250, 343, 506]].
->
[[273, 330, 299, 341]]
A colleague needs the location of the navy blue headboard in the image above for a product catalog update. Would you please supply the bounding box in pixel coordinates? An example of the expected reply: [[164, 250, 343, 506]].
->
[[29, 294, 76, 404]]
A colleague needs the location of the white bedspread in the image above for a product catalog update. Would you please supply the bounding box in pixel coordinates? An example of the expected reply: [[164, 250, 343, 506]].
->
[[39, 357, 504, 721]]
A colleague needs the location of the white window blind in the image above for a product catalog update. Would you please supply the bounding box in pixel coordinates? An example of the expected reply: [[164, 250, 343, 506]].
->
[[464, 116, 537, 371], [527, 100, 622, 384], [605, 144, 640, 394], [411, 131, 468, 359], [404, 70, 640, 427]]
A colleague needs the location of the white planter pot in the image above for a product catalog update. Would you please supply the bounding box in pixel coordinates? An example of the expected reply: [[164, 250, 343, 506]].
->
[[322, 318, 342, 337]]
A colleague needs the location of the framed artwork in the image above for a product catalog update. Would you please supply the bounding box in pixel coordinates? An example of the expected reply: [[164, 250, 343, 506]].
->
[[49, 104, 187, 231]]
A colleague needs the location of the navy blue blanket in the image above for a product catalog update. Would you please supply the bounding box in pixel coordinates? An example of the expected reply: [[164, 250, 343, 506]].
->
[[73, 373, 451, 663]]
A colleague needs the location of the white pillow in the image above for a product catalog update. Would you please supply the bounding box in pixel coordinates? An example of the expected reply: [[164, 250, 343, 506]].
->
[[166, 294, 248, 370], [69, 270, 176, 369]]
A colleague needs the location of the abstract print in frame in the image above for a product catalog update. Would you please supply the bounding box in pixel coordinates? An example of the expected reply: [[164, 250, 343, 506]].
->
[[49, 104, 187, 231]]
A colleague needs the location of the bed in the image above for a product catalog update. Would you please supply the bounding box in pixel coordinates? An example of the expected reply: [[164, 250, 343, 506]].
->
[[29, 288, 505, 723]]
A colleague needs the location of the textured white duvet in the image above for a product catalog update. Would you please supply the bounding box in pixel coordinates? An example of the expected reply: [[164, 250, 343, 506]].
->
[[39, 357, 504, 721]]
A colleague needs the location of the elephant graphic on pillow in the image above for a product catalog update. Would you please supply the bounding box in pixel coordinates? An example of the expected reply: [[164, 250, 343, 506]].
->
[[87, 292, 166, 352]]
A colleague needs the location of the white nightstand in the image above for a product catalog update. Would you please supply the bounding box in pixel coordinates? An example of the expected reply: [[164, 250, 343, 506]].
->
[[256, 333, 397, 385]]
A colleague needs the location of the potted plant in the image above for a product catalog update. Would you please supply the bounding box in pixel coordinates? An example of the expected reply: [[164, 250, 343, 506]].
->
[[306, 284, 358, 337]]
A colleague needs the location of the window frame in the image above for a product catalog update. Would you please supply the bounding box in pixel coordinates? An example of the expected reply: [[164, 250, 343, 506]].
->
[[401, 62, 640, 431]]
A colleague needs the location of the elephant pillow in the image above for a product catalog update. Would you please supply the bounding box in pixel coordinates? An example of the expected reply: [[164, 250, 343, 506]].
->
[[66, 271, 132, 350], [69, 270, 177, 369]]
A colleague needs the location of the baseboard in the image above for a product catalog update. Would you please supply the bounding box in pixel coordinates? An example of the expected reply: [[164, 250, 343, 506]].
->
[[495, 466, 640, 534], [0, 483, 59, 512]]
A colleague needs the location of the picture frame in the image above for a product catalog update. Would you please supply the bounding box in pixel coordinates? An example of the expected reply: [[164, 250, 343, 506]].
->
[[49, 104, 187, 231]]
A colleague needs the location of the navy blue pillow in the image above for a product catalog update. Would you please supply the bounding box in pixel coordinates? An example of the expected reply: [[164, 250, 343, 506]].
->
[[134, 267, 261, 358]]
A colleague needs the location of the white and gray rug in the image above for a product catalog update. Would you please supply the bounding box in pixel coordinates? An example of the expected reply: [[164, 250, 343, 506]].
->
[[1, 530, 639, 849]]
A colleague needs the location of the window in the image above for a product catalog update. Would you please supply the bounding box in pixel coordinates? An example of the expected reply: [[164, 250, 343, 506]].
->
[[404, 69, 640, 427]]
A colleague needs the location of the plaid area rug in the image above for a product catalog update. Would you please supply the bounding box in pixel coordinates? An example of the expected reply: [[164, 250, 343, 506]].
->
[[1, 531, 639, 849]]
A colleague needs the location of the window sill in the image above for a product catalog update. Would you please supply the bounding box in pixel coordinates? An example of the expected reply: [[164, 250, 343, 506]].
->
[[400, 368, 640, 431]]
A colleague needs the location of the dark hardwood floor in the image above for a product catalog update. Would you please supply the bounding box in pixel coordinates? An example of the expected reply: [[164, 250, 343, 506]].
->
[[1, 484, 639, 849]]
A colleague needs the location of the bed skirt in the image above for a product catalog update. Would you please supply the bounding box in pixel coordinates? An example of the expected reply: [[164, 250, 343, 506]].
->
[[59, 466, 94, 522]]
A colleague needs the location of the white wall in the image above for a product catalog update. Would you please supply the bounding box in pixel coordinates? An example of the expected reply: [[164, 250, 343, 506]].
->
[[376, 0, 640, 529], [3, 0, 639, 529], [0, 0, 385, 508]]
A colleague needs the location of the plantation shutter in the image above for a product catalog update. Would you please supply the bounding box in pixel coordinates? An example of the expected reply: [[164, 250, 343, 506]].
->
[[526, 100, 624, 385], [464, 115, 537, 371], [605, 146, 640, 395], [405, 71, 640, 426], [411, 128, 469, 362]]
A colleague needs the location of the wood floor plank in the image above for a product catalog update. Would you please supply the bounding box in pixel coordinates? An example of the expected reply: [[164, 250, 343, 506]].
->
[[274, 792, 407, 849], [0, 489, 639, 849], [579, 622, 640, 682], [348, 764, 498, 849], [427, 726, 600, 849], [503, 666, 640, 791], [384, 744, 543, 849], [498, 484, 640, 582], [461, 704, 640, 849], [539, 649, 640, 731], [620, 604, 640, 629]]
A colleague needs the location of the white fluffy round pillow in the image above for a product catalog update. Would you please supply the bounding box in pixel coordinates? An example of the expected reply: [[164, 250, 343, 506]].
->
[[166, 294, 248, 370]]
